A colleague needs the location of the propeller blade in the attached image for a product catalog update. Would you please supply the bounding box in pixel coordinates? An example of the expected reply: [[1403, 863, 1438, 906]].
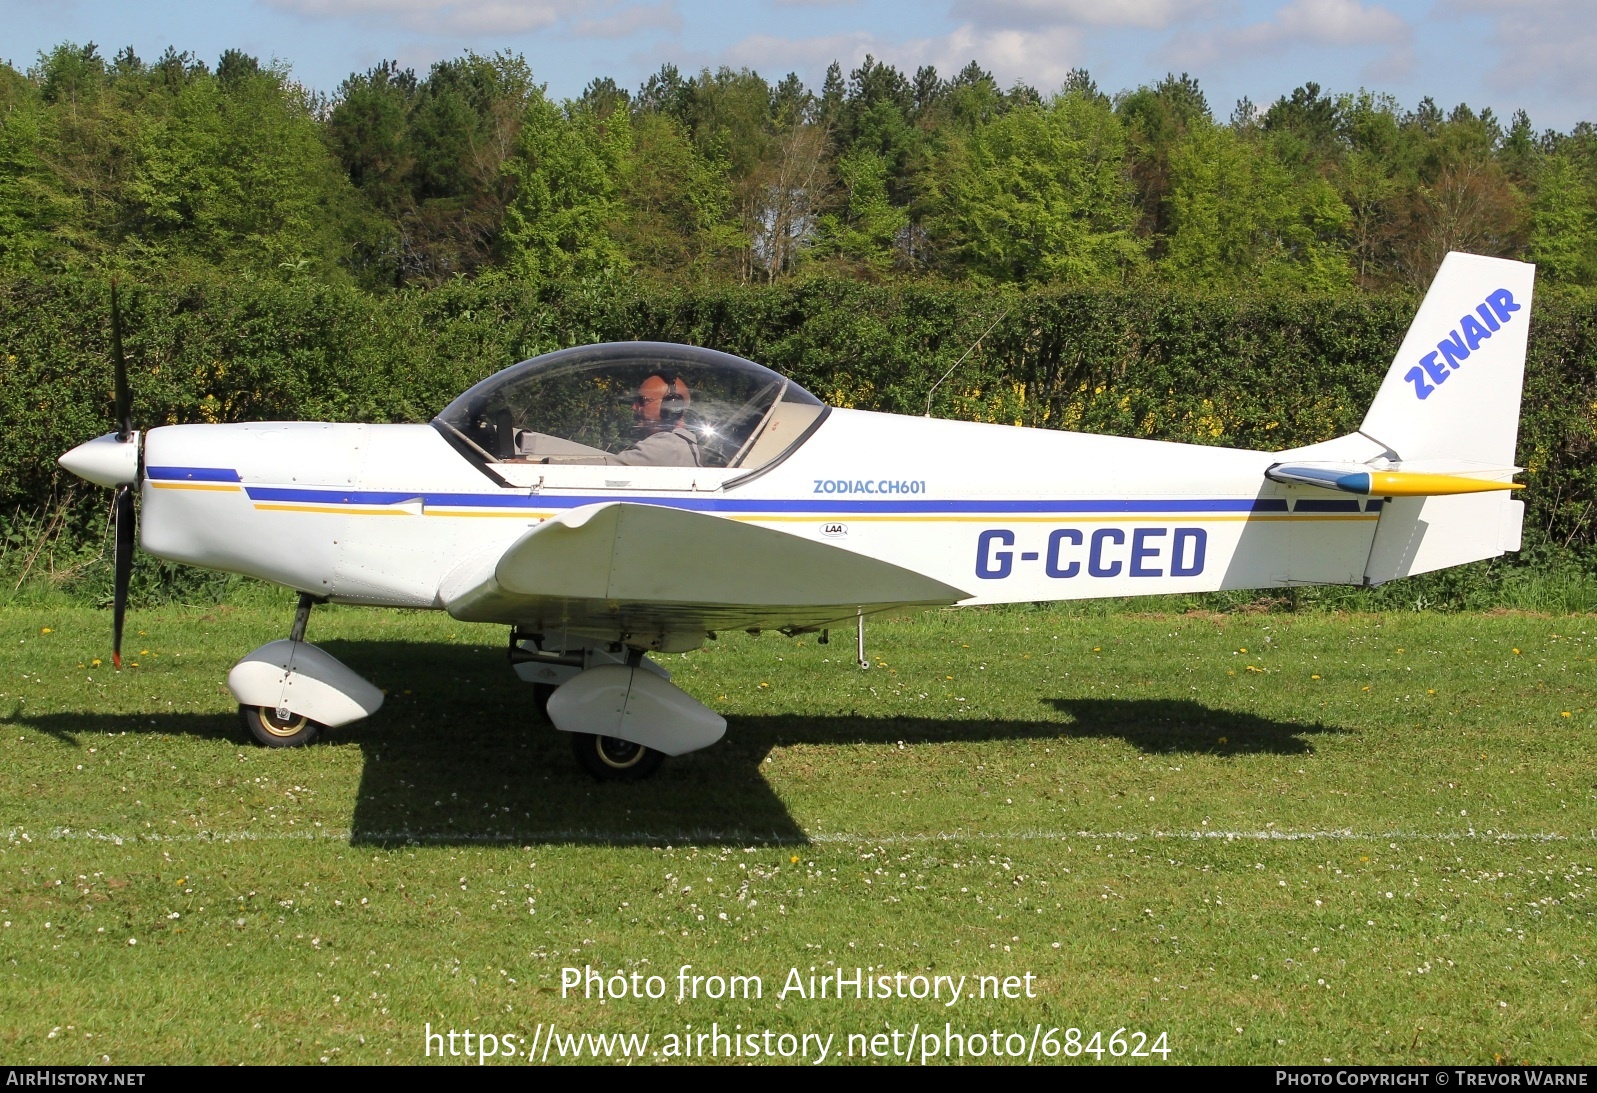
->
[[112, 484, 134, 669], [110, 280, 132, 443]]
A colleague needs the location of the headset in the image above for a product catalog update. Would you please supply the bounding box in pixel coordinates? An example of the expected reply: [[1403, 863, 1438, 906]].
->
[[646, 370, 687, 426]]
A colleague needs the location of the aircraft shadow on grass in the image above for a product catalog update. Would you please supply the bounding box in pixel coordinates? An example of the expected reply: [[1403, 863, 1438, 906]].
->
[[12, 640, 1345, 848]]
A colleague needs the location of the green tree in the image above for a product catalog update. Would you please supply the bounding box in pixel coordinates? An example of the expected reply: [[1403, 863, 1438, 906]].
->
[[0, 71, 84, 274], [123, 60, 371, 277], [502, 95, 630, 281], [1528, 147, 1597, 284], [1163, 120, 1353, 291], [1116, 72, 1212, 247], [933, 93, 1143, 284], [327, 61, 417, 215], [614, 110, 739, 279], [813, 148, 906, 275]]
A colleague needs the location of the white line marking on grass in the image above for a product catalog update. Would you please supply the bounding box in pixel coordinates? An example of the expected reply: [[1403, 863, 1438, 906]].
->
[[7, 826, 1594, 847]]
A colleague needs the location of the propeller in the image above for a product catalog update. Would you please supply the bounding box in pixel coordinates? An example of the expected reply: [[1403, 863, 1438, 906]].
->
[[111, 280, 131, 442], [109, 279, 135, 669], [112, 483, 133, 669]]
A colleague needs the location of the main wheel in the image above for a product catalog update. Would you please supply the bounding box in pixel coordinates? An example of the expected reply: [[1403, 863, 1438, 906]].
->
[[570, 732, 664, 781], [239, 704, 323, 748]]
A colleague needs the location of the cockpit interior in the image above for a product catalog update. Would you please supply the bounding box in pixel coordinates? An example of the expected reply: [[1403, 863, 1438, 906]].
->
[[434, 342, 827, 473]]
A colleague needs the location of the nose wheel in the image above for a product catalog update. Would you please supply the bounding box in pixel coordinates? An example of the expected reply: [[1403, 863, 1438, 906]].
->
[[571, 732, 663, 781], [239, 704, 323, 748]]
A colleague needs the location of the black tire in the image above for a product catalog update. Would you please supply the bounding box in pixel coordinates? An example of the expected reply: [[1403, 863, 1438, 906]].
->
[[531, 683, 556, 719], [239, 704, 322, 748], [570, 732, 664, 781]]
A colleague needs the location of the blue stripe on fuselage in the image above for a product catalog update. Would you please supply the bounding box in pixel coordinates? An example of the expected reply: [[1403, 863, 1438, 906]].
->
[[146, 465, 242, 483], [243, 485, 1293, 514]]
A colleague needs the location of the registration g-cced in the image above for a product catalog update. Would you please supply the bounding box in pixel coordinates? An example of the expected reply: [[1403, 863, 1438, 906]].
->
[[976, 527, 1208, 580]]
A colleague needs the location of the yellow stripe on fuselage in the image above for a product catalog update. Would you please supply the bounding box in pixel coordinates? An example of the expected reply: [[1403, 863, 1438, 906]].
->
[[150, 481, 242, 493]]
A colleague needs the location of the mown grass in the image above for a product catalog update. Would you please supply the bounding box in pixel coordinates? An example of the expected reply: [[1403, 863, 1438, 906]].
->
[[0, 600, 1593, 1065]]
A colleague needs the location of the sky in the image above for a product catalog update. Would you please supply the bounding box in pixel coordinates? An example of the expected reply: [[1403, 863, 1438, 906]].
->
[[3, 0, 1594, 131]]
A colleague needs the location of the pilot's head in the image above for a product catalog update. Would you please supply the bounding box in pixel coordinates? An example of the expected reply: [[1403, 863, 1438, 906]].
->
[[632, 372, 690, 433]]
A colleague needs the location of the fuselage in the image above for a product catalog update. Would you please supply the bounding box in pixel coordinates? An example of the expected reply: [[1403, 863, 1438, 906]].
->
[[138, 409, 1380, 616]]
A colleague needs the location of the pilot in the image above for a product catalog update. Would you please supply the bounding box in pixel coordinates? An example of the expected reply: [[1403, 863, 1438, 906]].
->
[[605, 371, 702, 467]]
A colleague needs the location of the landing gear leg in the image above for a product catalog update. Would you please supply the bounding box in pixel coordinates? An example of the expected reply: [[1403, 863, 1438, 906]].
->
[[289, 591, 314, 643]]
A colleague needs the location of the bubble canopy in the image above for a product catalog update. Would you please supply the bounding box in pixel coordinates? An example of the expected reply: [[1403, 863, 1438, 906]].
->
[[434, 342, 826, 471]]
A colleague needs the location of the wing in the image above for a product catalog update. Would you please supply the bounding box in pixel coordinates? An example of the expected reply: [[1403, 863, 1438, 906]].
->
[[440, 502, 970, 645]]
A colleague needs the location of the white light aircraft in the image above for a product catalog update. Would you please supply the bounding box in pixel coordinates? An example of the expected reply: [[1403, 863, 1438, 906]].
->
[[58, 252, 1533, 779]]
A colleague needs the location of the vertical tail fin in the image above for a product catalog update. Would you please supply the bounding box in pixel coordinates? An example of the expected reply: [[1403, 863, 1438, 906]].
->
[[1359, 252, 1534, 467], [1358, 252, 1534, 584]]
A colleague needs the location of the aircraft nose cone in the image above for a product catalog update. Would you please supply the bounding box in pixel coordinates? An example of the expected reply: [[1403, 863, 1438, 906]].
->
[[59, 432, 140, 488]]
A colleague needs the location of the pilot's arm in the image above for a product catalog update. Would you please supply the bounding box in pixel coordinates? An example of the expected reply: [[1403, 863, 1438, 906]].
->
[[604, 427, 702, 467]]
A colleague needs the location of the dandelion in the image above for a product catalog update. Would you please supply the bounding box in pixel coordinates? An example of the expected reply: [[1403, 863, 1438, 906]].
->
[[1311, 674, 1321, 680], [90, 659, 101, 668], [1512, 648, 1521, 655], [1562, 712, 1572, 718], [790, 855, 799, 864], [40, 628, 52, 634]]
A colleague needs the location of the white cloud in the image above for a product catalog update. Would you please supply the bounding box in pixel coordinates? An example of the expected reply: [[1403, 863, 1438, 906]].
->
[[722, 22, 1085, 90], [721, 29, 878, 73], [1168, 0, 1413, 77], [572, 1, 681, 39], [948, 0, 1214, 31], [1435, 0, 1597, 99], [262, 0, 681, 37]]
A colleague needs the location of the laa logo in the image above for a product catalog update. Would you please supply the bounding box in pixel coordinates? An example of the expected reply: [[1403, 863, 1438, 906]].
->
[[1406, 287, 1521, 400]]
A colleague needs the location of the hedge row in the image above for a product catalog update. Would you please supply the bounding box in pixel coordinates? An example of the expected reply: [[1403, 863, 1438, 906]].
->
[[3, 274, 1594, 569]]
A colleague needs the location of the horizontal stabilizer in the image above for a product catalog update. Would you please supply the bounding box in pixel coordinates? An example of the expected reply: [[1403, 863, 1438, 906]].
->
[[1267, 462, 1521, 497]]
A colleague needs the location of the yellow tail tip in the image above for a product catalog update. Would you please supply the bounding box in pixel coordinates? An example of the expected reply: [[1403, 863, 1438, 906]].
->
[[1369, 471, 1522, 497]]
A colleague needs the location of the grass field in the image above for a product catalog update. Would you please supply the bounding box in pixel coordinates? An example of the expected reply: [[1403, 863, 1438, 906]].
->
[[1, 599, 1593, 1065]]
